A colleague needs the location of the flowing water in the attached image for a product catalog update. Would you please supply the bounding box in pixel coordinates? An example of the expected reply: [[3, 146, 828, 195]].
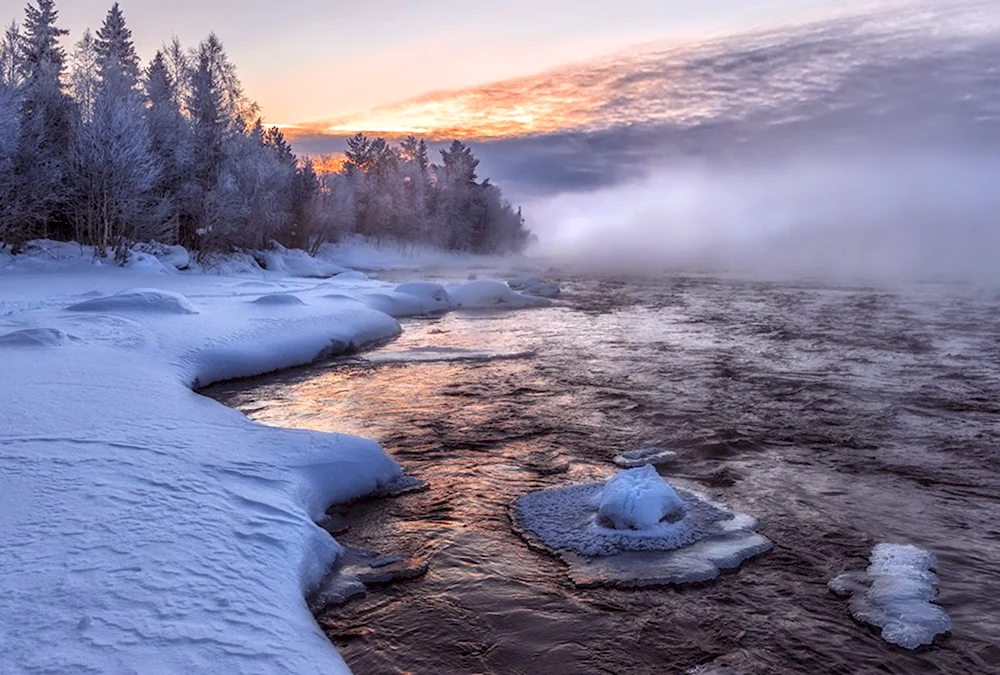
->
[[206, 274, 1000, 675]]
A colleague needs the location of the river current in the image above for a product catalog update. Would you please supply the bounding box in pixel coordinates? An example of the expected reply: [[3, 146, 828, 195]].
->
[[206, 273, 1000, 675]]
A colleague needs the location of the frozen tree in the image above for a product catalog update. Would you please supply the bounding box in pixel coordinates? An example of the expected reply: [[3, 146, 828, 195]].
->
[[94, 3, 139, 97], [10, 0, 74, 243], [68, 30, 98, 122], [0, 21, 22, 88], [144, 49, 188, 240], [67, 2, 166, 256]]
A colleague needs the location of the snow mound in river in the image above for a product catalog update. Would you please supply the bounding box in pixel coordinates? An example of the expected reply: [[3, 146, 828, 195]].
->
[[830, 543, 951, 649], [514, 469, 771, 586], [449, 279, 551, 309], [598, 465, 687, 530], [66, 288, 198, 314]]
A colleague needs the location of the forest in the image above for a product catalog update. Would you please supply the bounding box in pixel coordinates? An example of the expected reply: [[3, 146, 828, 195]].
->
[[0, 1, 533, 260]]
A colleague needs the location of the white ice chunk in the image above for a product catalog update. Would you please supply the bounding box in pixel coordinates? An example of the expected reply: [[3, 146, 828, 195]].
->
[[66, 288, 198, 314], [829, 543, 951, 649], [597, 465, 687, 530]]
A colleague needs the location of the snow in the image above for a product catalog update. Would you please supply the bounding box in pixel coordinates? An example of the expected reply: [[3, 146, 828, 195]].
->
[[250, 293, 308, 306], [513, 470, 771, 587], [66, 287, 200, 314], [507, 275, 561, 298], [262, 245, 347, 278], [448, 279, 552, 309], [829, 543, 951, 649], [0, 243, 541, 673], [613, 446, 679, 468], [597, 465, 687, 530]]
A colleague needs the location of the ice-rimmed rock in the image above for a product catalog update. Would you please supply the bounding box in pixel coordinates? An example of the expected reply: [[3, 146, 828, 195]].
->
[[614, 447, 679, 468], [829, 543, 951, 649], [513, 468, 771, 587], [66, 288, 198, 315]]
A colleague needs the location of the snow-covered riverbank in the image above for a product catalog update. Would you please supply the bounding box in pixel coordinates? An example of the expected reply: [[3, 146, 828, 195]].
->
[[0, 242, 549, 673]]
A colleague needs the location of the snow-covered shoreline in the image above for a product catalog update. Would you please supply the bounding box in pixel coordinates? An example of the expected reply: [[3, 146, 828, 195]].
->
[[0, 243, 550, 673]]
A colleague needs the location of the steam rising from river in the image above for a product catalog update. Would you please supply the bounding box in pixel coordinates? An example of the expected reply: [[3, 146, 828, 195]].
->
[[518, 1, 1000, 282], [528, 151, 1000, 282]]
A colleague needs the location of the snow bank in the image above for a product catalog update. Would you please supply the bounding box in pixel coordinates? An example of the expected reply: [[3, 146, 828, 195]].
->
[[0, 262, 458, 673], [597, 465, 687, 530], [513, 471, 771, 586], [394, 281, 452, 310], [830, 543, 951, 649], [448, 279, 552, 309], [66, 287, 199, 314]]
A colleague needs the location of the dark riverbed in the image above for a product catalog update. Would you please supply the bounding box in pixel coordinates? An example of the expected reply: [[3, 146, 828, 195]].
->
[[206, 273, 1000, 674]]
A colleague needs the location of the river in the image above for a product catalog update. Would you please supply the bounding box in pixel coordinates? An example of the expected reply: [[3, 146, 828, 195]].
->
[[205, 272, 1000, 674]]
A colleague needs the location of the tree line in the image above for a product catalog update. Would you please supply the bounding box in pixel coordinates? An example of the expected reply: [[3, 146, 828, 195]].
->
[[0, 1, 532, 260]]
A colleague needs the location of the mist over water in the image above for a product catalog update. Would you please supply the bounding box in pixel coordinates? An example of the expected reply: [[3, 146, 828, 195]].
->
[[528, 151, 1000, 282], [513, 1, 1000, 281]]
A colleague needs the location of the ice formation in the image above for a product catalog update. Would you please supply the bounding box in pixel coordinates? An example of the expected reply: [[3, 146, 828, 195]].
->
[[597, 465, 687, 530], [613, 446, 679, 468], [513, 468, 771, 586], [829, 543, 951, 649]]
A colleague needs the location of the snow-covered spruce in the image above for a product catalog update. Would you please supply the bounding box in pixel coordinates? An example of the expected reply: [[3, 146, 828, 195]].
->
[[513, 466, 771, 587], [829, 543, 951, 649]]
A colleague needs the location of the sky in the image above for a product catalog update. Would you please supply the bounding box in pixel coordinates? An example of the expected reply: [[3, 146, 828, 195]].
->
[[0, 0, 852, 126]]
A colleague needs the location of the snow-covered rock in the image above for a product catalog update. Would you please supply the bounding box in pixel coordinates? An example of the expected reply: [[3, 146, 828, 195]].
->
[[0, 327, 77, 348], [393, 281, 452, 311], [513, 470, 771, 587], [830, 543, 951, 649], [449, 279, 552, 309], [507, 275, 561, 298], [262, 244, 347, 278], [597, 465, 687, 530], [251, 293, 307, 306], [613, 447, 679, 468], [156, 244, 191, 270], [66, 288, 199, 314]]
